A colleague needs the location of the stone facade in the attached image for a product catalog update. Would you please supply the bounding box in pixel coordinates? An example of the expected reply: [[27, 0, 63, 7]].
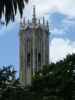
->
[[19, 6, 49, 86]]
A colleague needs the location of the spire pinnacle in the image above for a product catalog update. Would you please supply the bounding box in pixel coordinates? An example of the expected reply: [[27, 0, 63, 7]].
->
[[32, 5, 36, 24], [47, 20, 49, 31], [47, 20, 49, 27], [43, 16, 45, 25]]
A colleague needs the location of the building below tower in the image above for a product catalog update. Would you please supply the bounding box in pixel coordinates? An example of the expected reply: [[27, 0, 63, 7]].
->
[[19, 6, 49, 86]]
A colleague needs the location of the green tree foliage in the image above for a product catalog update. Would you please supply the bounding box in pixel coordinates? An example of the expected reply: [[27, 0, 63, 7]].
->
[[0, 65, 16, 84], [0, 54, 75, 100], [0, 65, 33, 100], [31, 54, 75, 100], [0, 65, 17, 99], [0, 0, 28, 24]]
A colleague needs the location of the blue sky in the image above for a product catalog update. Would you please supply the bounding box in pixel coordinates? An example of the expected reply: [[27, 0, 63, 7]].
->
[[0, 0, 75, 76], [0, 22, 20, 75]]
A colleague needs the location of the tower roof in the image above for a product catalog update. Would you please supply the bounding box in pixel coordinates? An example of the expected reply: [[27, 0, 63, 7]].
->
[[20, 6, 49, 32]]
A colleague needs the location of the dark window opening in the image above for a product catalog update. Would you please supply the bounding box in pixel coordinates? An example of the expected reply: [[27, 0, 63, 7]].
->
[[38, 53, 41, 67], [27, 53, 30, 67], [35, 49, 37, 66], [35, 49, 37, 72]]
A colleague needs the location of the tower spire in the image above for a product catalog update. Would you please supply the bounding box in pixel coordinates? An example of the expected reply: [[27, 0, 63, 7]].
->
[[32, 5, 36, 24]]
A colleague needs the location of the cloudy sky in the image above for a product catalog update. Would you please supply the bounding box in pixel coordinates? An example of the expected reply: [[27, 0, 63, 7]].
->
[[0, 0, 75, 74]]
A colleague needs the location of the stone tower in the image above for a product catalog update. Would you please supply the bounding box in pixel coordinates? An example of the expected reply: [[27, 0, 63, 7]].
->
[[19, 6, 49, 86]]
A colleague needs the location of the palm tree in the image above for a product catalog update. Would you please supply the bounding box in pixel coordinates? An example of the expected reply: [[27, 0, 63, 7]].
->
[[0, 0, 28, 24]]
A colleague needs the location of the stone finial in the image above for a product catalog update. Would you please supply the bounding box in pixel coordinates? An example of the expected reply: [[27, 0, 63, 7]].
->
[[47, 20, 49, 30], [47, 21, 49, 27]]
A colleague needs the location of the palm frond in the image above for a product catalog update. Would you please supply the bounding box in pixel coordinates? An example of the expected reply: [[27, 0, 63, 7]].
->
[[0, 0, 28, 24]]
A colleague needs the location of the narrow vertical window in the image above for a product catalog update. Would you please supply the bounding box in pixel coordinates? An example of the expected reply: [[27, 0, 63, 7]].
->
[[38, 53, 41, 67], [27, 53, 30, 67]]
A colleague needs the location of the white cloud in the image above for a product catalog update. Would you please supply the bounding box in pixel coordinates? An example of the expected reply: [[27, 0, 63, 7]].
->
[[23, 0, 75, 20], [49, 11, 75, 37], [50, 28, 65, 35], [62, 17, 75, 26], [50, 38, 75, 63]]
